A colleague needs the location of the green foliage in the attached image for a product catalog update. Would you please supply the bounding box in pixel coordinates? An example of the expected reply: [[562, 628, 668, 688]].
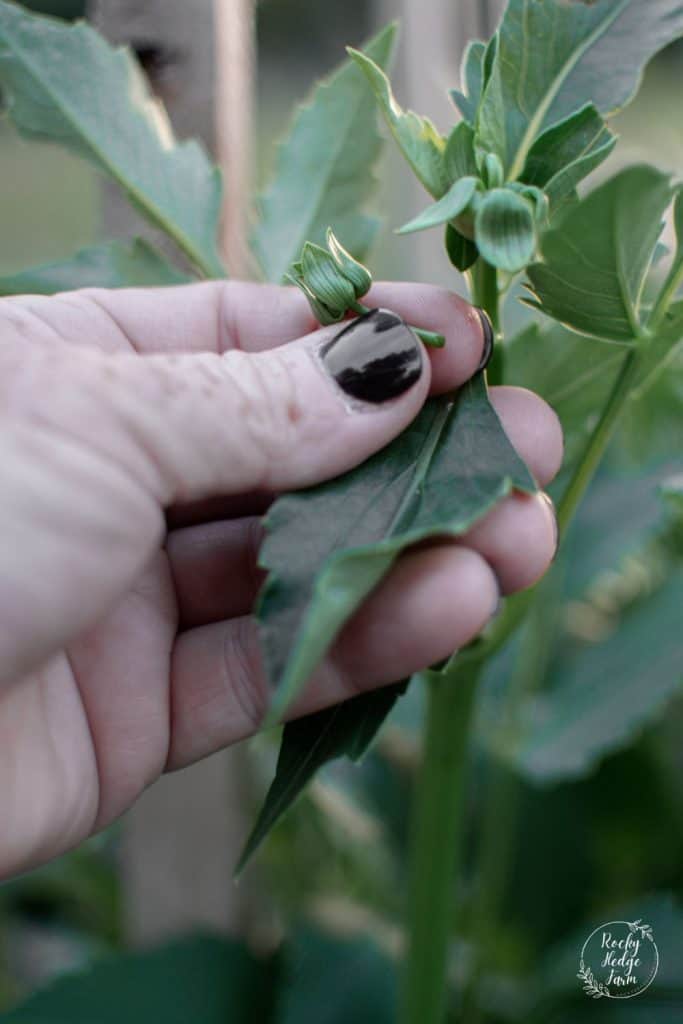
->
[[477, 0, 683, 179], [276, 928, 397, 1024], [0, 1, 223, 277], [2, 936, 273, 1023], [521, 103, 617, 209], [445, 222, 479, 272], [526, 166, 674, 339], [347, 46, 449, 199], [237, 684, 406, 871], [257, 375, 535, 724], [0, 240, 190, 295], [444, 120, 479, 180], [3, 928, 397, 1024], [397, 176, 479, 235], [2, 0, 683, 1020], [490, 574, 683, 784], [506, 322, 623, 466], [252, 24, 396, 283], [450, 40, 485, 123]]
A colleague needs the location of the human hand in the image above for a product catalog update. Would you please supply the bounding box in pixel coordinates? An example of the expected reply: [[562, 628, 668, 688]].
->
[[0, 281, 562, 877]]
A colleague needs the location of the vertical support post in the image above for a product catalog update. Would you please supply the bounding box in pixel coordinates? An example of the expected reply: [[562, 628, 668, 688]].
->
[[214, 0, 256, 277], [92, 0, 255, 943]]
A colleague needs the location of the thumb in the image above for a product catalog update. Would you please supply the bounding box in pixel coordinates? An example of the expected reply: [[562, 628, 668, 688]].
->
[[97, 308, 432, 504]]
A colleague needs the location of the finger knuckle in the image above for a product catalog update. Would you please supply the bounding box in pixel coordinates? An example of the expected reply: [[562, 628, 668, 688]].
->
[[223, 618, 267, 731], [221, 349, 302, 488]]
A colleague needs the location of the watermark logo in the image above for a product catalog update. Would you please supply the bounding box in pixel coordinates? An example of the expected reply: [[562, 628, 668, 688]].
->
[[577, 919, 659, 999]]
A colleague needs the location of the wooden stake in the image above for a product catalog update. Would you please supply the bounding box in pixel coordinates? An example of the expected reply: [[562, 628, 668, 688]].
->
[[214, 0, 256, 278]]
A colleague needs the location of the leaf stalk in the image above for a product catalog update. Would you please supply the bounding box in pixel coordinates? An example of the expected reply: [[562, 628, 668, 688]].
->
[[350, 301, 445, 348]]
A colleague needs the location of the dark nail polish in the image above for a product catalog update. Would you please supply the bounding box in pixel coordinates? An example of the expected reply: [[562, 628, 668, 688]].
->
[[540, 491, 560, 559], [320, 308, 423, 403], [475, 308, 495, 372]]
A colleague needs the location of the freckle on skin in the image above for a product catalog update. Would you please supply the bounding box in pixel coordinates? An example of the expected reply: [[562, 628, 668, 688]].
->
[[154, 365, 186, 399], [287, 399, 302, 425]]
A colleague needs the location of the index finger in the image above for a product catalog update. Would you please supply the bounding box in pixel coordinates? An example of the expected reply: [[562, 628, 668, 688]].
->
[[33, 280, 488, 390]]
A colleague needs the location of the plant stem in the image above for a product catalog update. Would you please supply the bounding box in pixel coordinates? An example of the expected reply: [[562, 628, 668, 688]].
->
[[400, 661, 482, 1024], [456, 348, 643, 1017], [465, 347, 641, 672], [472, 261, 503, 383], [649, 260, 683, 330], [398, 259, 644, 1024], [556, 348, 639, 534], [461, 575, 563, 1022], [398, 257, 503, 1024]]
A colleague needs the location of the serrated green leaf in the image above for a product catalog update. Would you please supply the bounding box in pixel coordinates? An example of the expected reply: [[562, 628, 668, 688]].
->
[[0, 1, 224, 278], [252, 25, 396, 284], [348, 46, 449, 199], [522, 103, 617, 207], [257, 374, 535, 721], [0, 239, 190, 296], [498, 574, 683, 785], [450, 39, 486, 123], [477, 0, 683, 180], [526, 166, 674, 340], [445, 223, 479, 272], [236, 683, 405, 871], [474, 188, 537, 273], [444, 120, 478, 182], [2, 936, 272, 1023], [397, 176, 478, 235]]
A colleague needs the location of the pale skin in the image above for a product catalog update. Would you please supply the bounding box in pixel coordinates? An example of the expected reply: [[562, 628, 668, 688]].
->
[[0, 280, 563, 879]]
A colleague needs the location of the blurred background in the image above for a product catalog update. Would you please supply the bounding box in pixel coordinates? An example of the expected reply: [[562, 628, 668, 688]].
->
[[0, 1, 682, 1019]]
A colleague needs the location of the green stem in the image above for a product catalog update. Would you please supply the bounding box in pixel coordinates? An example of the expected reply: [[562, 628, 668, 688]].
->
[[398, 257, 503, 1024], [457, 349, 643, 1017], [461, 576, 563, 1022], [472, 261, 503, 383], [398, 260, 645, 1024], [649, 241, 683, 330], [556, 348, 639, 534], [467, 347, 641, 670], [400, 661, 482, 1024]]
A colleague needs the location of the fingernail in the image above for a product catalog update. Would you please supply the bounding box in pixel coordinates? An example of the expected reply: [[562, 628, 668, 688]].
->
[[475, 308, 495, 372], [320, 308, 423, 403], [540, 492, 560, 559]]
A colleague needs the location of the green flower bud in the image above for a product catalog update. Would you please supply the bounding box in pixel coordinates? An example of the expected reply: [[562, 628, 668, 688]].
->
[[326, 228, 372, 298], [285, 268, 343, 325], [483, 152, 504, 189], [286, 229, 374, 326], [301, 242, 356, 315], [508, 182, 549, 224]]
